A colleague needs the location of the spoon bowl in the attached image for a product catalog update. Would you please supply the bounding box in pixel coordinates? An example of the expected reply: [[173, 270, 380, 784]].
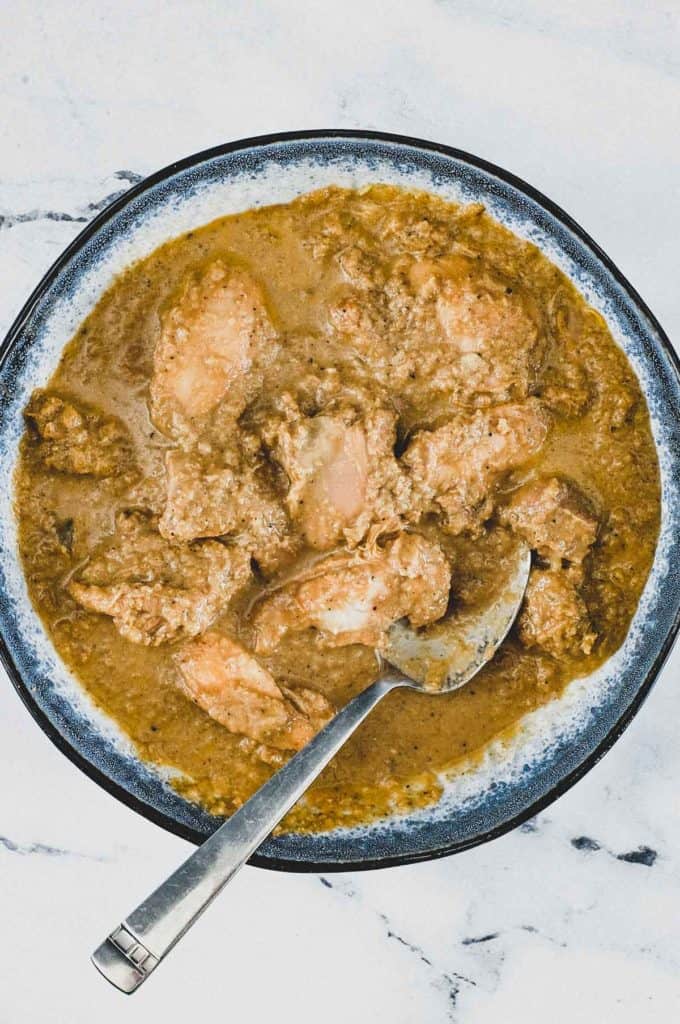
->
[[385, 542, 531, 692]]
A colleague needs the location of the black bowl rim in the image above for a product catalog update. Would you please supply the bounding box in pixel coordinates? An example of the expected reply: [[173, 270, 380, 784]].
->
[[2, 128, 679, 872]]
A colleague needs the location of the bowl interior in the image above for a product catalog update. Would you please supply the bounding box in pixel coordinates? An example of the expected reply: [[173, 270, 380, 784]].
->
[[1, 132, 679, 870]]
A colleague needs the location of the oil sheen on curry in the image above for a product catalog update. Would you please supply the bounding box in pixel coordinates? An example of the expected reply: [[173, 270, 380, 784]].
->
[[14, 186, 660, 832]]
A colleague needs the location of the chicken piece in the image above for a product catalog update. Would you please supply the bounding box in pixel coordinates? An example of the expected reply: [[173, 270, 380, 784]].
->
[[328, 288, 389, 351], [270, 410, 368, 549], [253, 532, 451, 653], [399, 257, 544, 404], [403, 400, 550, 534], [68, 510, 250, 645], [263, 399, 407, 550], [517, 568, 596, 658], [159, 449, 298, 574], [434, 268, 542, 402], [174, 632, 334, 751], [25, 390, 133, 478], [150, 262, 277, 440], [500, 477, 599, 566]]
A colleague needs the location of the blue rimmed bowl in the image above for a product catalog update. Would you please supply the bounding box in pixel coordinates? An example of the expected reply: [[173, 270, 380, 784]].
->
[[1, 130, 678, 871]]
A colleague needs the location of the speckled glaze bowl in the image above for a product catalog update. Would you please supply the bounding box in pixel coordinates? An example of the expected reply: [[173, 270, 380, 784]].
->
[[1, 131, 678, 871]]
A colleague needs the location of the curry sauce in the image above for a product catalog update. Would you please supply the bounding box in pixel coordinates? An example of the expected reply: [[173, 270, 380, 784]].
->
[[14, 186, 660, 831]]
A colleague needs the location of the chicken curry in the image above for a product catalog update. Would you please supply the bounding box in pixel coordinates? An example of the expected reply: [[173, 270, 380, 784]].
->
[[14, 185, 660, 831]]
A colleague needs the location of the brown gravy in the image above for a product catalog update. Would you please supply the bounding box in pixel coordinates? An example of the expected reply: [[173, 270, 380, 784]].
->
[[14, 186, 660, 831]]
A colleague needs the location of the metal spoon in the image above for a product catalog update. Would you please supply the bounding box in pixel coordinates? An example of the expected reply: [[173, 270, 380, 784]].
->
[[92, 543, 530, 993]]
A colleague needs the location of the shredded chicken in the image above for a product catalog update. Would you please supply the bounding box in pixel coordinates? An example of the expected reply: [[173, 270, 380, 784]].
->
[[25, 390, 134, 478], [253, 532, 451, 653], [501, 477, 599, 566], [174, 632, 334, 750], [403, 399, 550, 534], [68, 510, 250, 645], [150, 262, 277, 440]]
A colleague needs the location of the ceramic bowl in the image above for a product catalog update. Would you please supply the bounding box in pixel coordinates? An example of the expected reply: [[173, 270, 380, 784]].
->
[[1, 131, 679, 870]]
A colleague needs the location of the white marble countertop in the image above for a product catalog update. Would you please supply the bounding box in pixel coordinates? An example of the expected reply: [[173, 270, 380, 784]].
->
[[1, 3, 679, 1021]]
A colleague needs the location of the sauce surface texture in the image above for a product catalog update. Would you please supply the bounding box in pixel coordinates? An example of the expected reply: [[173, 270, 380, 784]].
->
[[14, 186, 660, 831]]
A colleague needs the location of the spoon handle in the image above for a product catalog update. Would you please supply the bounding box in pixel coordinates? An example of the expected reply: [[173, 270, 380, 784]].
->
[[91, 674, 401, 993]]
